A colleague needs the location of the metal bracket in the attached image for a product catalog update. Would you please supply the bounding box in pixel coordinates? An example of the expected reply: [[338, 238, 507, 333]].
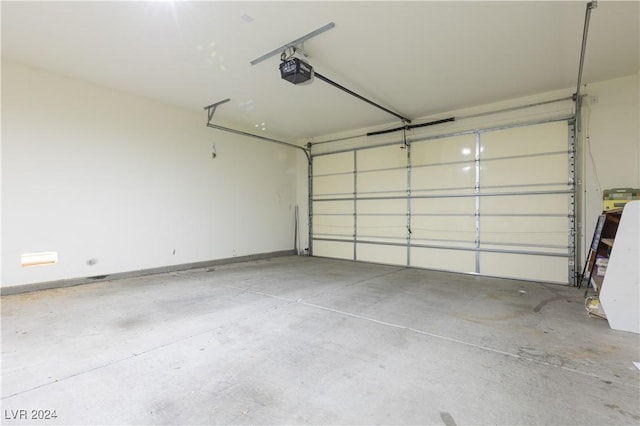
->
[[203, 98, 310, 161], [203, 98, 231, 125], [250, 23, 335, 66]]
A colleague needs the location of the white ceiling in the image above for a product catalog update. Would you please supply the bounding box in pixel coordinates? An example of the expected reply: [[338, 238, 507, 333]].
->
[[2, 1, 638, 142]]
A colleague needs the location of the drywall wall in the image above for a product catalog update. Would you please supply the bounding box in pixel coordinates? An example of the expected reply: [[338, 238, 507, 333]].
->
[[1, 61, 299, 288], [581, 73, 640, 259]]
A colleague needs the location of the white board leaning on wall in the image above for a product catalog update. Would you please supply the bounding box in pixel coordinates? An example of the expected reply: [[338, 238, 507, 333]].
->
[[599, 201, 640, 334]]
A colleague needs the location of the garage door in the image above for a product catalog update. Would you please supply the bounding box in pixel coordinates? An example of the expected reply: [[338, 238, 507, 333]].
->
[[311, 118, 576, 284]]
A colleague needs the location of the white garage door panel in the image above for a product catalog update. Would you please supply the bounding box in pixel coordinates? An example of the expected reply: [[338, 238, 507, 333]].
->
[[411, 247, 476, 273], [481, 154, 568, 187], [412, 135, 475, 164], [481, 193, 568, 215], [358, 145, 406, 170], [314, 152, 353, 174], [313, 174, 353, 197], [480, 121, 568, 158], [357, 243, 405, 266], [313, 240, 353, 260], [480, 216, 568, 246], [480, 252, 567, 283], [312, 119, 574, 284], [357, 199, 406, 214], [313, 200, 353, 215], [313, 214, 353, 237], [358, 169, 406, 194], [411, 215, 475, 243], [412, 164, 475, 192], [412, 197, 476, 214], [357, 215, 406, 239]]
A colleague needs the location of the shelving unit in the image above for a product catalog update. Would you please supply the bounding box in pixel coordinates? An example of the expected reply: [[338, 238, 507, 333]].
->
[[580, 209, 622, 294]]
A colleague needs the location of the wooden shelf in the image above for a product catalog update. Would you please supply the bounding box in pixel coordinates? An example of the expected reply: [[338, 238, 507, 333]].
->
[[601, 238, 615, 247], [581, 209, 622, 292]]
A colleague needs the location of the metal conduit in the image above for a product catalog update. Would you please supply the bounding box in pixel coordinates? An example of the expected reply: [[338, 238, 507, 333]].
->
[[576, 2, 598, 102]]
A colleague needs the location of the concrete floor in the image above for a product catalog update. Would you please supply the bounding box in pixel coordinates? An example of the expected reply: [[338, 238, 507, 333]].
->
[[1, 256, 639, 425]]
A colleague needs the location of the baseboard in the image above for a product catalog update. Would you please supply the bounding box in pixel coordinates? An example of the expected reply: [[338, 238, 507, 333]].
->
[[1, 250, 297, 296]]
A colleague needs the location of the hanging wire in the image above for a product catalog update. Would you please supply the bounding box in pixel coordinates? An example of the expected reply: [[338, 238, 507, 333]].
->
[[584, 95, 602, 195]]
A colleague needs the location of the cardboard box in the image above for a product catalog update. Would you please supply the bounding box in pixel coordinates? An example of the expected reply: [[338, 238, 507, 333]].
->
[[603, 188, 639, 211]]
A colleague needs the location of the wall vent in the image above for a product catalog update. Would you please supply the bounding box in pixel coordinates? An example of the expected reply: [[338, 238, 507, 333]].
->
[[21, 251, 58, 267]]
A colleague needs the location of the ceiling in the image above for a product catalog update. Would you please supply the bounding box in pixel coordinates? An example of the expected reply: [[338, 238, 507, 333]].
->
[[2, 1, 638, 142]]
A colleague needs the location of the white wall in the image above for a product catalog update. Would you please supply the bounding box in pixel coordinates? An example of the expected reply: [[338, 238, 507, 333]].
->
[[581, 73, 640, 260], [1, 61, 299, 288]]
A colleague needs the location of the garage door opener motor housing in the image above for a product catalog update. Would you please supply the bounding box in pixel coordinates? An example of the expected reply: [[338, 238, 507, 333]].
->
[[280, 58, 313, 85]]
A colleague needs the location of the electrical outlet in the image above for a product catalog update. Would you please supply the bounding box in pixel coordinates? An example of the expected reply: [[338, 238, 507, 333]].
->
[[590, 95, 598, 104]]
